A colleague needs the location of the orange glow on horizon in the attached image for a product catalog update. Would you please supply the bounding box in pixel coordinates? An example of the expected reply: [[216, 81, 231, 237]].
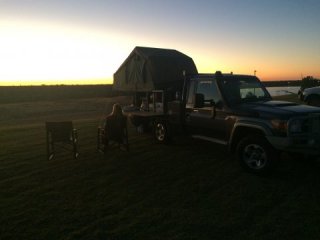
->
[[0, 19, 128, 86], [1, 1, 320, 87], [1, 18, 319, 86], [0, 78, 113, 86]]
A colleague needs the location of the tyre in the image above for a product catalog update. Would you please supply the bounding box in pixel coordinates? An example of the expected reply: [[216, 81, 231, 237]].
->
[[236, 135, 279, 174], [154, 120, 171, 143]]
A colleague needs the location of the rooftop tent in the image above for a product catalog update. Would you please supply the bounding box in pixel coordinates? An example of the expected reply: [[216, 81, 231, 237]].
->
[[113, 46, 198, 92]]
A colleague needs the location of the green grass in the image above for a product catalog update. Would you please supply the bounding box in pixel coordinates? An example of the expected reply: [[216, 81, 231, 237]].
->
[[1, 94, 320, 240]]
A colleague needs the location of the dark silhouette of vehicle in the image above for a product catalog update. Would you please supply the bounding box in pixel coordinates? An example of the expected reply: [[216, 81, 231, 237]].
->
[[128, 72, 320, 174], [115, 47, 320, 174], [299, 86, 320, 106]]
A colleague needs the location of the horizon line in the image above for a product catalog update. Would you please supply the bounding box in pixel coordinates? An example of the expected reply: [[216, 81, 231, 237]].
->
[[0, 79, 305, 87]]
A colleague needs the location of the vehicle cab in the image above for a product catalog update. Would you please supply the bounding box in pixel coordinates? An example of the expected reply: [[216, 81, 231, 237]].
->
[[183, 72, 271, 144]]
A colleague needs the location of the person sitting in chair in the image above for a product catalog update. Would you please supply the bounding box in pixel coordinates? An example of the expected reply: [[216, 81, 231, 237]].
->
[[104, 103, 128, 149]]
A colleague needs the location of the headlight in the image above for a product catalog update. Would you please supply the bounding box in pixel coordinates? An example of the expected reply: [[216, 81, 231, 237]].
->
[[271, 119, 288, 134], [288, 119, 302, 133]]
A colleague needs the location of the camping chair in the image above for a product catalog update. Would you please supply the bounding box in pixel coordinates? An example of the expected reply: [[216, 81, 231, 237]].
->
[[97, 116, 129, 153], [46, 121, 79, 160]]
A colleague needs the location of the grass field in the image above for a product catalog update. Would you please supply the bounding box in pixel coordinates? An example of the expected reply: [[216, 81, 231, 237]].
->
[[1, 94, 320, 240], [0, 85, 121, 104]]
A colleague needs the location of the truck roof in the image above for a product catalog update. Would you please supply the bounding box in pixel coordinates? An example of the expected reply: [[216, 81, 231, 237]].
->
[[189, 71, 258, 80]]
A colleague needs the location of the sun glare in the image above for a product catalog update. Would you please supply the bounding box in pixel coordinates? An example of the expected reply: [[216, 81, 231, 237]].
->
[[0, 20, 127, 85]]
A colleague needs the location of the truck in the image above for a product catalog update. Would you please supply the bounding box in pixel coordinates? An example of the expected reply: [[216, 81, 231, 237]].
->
[[298, 86, 320, 106], [113, 47, 320, 174]]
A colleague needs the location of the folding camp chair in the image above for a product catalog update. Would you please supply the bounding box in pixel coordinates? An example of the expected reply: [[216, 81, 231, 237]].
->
[[46, 121, 79, 160], [97, 116, 129, 153]]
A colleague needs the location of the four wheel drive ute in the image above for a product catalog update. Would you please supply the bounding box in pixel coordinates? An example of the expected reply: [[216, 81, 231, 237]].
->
[[114, 47, 320, 174], [153, 72, 320, 174]]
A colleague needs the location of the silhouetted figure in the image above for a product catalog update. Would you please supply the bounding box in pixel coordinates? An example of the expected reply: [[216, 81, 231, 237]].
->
[[104, 103, 128, 150]]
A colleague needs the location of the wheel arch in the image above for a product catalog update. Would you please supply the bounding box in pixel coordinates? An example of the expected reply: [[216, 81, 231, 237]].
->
[[229, 124, 269, 153]]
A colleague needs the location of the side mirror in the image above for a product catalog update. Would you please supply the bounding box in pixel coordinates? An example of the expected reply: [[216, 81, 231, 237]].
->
[[194, 93, 205, 108]]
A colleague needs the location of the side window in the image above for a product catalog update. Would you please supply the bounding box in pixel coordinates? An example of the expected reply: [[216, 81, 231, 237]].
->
[[196, 80, 220, 107], [240, 87, 264, 99]]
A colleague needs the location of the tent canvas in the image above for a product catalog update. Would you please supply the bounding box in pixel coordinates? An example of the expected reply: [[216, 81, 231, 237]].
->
[[113, 46, 198, 92]]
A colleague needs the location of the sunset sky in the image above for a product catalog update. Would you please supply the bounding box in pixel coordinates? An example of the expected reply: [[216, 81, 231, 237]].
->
[[0, 0, 319, 85]]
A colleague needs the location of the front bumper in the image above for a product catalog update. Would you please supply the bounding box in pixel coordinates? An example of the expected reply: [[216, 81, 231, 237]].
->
[[267, 135, 320, 155], [267, 113, 320, 155]]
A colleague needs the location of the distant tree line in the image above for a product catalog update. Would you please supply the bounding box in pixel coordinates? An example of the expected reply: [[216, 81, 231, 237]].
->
[[263, 76, 320, 88], [300, 76, 320, 91], [262, 80, 301, 87]]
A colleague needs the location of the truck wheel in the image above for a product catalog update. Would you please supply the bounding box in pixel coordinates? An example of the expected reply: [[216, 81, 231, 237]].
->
[[154, 120, 171, 143], [236, 135, 278, 174]]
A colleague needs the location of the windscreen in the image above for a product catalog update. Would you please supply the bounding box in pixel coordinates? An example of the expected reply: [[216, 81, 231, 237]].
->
[[218, 76, 271, 105]]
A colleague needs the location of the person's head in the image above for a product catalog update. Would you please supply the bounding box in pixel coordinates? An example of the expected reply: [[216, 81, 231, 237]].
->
[[111, 103, 123, 116]]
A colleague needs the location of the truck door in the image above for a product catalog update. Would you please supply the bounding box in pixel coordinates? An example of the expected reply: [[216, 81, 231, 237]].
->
[[185, 78, 228, 143]]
